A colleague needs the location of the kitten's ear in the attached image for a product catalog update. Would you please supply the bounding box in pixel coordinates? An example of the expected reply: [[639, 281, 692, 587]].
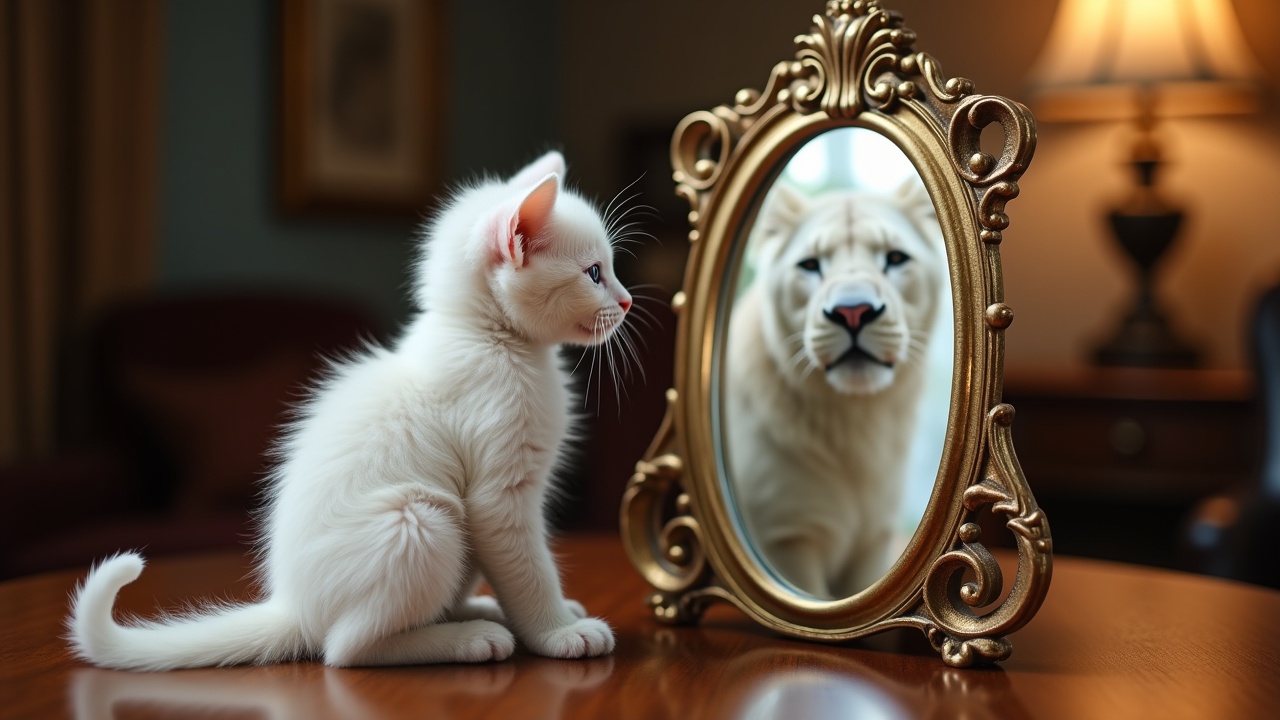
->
[[509, 151, 566, 189], [491, 173, 559, 268]]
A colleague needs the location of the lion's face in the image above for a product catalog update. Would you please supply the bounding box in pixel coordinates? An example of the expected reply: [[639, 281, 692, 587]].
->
[[751, 183, 944, 395]]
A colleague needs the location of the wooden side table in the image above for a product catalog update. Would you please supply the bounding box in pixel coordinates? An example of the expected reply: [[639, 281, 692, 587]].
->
[[1003, 366, 1259, 567]]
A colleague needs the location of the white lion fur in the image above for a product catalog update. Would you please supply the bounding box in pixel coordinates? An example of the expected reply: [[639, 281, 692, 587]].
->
[[66, 152, 639, 670], [725, 180, 943, 599]]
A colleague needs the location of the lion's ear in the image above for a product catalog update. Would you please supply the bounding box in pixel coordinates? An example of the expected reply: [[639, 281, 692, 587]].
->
[[894, 178, 943, 251], [894, 177, 934, 220], [750, 183, 809, 261]]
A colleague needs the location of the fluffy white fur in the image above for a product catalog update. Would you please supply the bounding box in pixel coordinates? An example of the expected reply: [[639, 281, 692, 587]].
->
[[67, 152, 637, 670], [725, 180, 943, 599]]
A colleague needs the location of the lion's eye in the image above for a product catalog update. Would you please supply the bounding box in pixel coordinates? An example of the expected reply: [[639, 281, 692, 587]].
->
[[796, 257, 822, 274], [885, 250, 911, 269]]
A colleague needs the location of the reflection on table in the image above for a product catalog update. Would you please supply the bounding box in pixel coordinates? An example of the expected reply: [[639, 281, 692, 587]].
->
[[4, 534, 1280, 719]]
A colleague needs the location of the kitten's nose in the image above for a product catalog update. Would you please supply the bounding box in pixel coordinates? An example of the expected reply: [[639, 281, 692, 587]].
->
[[619, 298, 632, 313]]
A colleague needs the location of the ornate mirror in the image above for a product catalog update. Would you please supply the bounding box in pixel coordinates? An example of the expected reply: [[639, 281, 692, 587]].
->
[[621, 0, 1052, 667]]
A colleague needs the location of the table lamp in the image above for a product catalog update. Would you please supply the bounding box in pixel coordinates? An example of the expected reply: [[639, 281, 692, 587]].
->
[[1027, 0, 1262, 367]]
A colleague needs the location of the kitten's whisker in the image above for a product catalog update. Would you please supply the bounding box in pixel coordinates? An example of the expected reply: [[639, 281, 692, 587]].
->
[[610, 224, 657, 242], [623, 311, 657, 333], [609, 222, 655, 244], [604, 193, 647, 238], [612, 230, 657, 244], [570, 344, 592, 377], [621, 316, 651, 352], [602, 176, 645, 233], [583, 320, 601, 410], [617, 323, 647, 384], [627, 302, 664, 322], [607, 198, 658, 230], [605, 324, 623, 412], [596, 317, 605, 417], [622, 306, 660, 333]]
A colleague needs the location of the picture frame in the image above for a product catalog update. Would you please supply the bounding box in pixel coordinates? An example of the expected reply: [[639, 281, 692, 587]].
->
[[279, 0, 443, 216]]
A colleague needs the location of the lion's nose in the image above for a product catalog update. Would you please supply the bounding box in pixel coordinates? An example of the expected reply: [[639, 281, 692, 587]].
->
[[830, 303, 883, 330]]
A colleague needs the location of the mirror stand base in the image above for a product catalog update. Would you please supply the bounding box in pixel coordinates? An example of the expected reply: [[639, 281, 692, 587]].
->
[[925, 627, 1013, 667]]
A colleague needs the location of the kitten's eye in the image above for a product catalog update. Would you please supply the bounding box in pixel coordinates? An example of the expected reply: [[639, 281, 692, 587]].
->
[[586, 263, 602, 284], [796, 257, 822, 275], [885, 250, 910, 269]]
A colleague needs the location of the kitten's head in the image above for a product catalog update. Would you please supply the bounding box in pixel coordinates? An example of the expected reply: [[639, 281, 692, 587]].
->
[[422, 152, 633, 347]]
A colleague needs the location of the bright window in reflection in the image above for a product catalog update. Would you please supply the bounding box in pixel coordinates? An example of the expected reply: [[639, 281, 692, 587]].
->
[[781, 128, 919, 193]]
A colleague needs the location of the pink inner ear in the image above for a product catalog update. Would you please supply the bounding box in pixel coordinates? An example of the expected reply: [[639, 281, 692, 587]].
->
[[514, 174, 558, 259], [492, 174, 559, 268]]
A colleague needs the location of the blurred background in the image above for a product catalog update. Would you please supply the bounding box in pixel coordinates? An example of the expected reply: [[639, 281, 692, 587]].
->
[[2, 0, 1279, 584]]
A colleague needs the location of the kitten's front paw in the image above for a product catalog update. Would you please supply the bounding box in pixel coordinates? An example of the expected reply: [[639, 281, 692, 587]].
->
[[526, 618, 615, 659], [456, 620, 517, 663], [564, 599, 586, 619]]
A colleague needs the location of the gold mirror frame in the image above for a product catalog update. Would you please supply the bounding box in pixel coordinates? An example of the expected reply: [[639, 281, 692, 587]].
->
[[620, 1, 1052, 667]]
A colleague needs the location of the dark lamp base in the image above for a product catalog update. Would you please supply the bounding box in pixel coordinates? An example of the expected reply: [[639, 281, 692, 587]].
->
[[1094, 312, 1199, 368]]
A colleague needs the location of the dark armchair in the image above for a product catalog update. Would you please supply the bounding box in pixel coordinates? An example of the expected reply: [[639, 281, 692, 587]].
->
[[1184, 283, 1280, 588], [0, 291, 381, 579]]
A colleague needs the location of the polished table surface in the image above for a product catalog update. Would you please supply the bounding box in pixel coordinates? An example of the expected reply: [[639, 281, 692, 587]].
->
[[3, 533, 1280, 719]]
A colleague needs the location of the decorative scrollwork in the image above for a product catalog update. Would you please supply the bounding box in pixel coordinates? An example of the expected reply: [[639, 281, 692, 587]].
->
[[947, 95, 1037, 244], [647, 586, 737, 626], [917, 404, 1053, 666], [908, 52, 974, 103], [621, 450, 710, 597], [620, 395, 715, 621], [671, 1, 1035, 249], [793, 1, 908, 116]]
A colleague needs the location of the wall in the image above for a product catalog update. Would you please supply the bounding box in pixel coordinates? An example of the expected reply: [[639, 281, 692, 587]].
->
[[159, 0, 559, 332], [560, 0, 1280, 370]]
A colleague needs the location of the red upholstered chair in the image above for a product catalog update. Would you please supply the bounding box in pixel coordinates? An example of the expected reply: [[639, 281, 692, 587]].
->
[[0, 291, 381, 579]]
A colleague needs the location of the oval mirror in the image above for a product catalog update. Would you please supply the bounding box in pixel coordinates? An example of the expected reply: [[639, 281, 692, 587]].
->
[[720, 127, 953, 602], [621, 1, 1052, 667]]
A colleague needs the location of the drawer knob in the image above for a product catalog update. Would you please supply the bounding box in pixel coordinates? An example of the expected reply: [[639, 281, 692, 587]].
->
[[1109, 417, 1147, 457]]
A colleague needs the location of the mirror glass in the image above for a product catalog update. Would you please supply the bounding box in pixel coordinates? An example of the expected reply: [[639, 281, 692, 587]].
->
[[718, 127, 953, 600]]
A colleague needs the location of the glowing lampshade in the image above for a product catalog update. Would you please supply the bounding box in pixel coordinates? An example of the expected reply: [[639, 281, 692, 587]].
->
[[1028, 0, 1262, 121]]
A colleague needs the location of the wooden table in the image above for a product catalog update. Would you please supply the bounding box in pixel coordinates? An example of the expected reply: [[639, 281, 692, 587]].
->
[[4, 534, 1279, 719]]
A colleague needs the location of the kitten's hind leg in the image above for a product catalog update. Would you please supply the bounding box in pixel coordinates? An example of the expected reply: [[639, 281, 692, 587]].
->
[[323, 617, 515, 667], [320, 484, 502, 666]]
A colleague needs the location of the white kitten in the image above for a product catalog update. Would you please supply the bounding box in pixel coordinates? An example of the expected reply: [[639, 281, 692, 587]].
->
[[67, 152, 634, 670]]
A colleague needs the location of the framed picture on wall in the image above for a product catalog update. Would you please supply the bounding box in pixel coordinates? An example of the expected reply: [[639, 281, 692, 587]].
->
[[279, 0, 443, 216]]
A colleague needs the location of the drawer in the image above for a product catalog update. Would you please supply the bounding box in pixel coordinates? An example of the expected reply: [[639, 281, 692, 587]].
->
[[1003, 394, 1260, 503]]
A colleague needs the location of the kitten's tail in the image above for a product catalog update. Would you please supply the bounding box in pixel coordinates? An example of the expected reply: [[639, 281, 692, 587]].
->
[[66, 552, 304, 671]]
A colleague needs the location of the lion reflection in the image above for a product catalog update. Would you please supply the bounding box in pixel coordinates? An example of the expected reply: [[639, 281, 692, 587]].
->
[[723, 141, 949, 599]]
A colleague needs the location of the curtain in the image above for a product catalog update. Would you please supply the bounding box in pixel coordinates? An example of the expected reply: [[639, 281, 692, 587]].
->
[[0, 0, 162, 462]]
